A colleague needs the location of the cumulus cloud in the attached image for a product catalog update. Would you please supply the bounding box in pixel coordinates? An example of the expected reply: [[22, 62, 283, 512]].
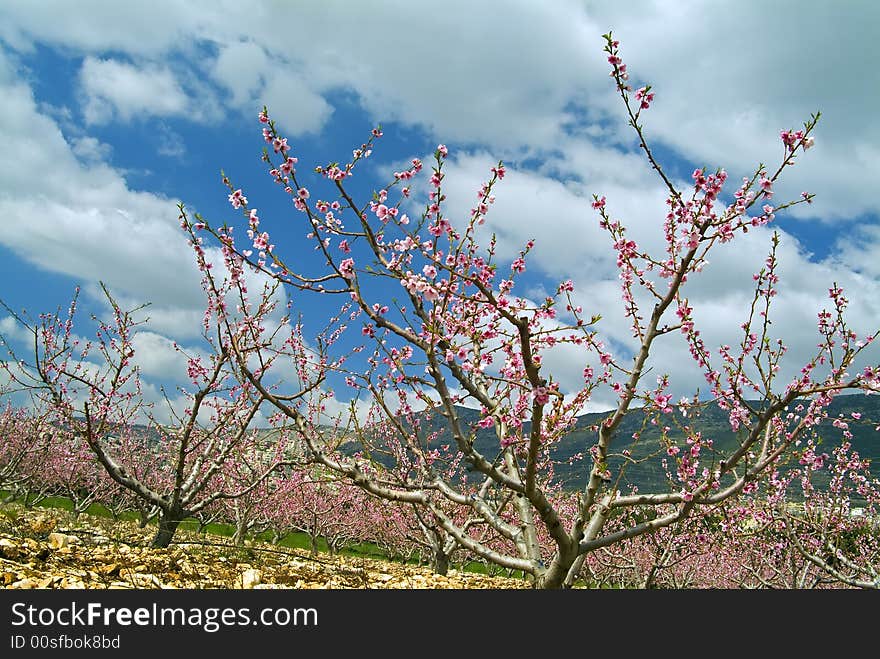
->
[[0, 66, 209, 338], [2, 0, 877, 221], [210, 40, 269, 108], [0, 314, 31, 343], [79, 57, 190, 124], [130, 331, 191, 381], [584, 0, 880, 222], [70, 135, 112, 162], [0, 0, 210, 56]]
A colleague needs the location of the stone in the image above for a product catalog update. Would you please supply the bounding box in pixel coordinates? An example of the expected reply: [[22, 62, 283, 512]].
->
[[0, 537, 19, 559], [11, 578, 36, 589], [47, 532, 79, 549], [29, 516, 57, 534], [240, 568, 262, 589], [130, 573, 163, 588]]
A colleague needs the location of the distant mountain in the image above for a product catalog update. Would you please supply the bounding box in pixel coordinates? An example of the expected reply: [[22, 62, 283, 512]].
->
[[120, 393, 879, 496], [549, 393, 880, 492], [342, 393, 880, 494]]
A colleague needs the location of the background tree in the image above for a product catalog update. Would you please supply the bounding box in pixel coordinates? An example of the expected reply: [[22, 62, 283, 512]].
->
[[0, 275, 309, 547]]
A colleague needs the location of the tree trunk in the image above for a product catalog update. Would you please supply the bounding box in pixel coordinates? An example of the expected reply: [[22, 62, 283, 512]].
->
[[137, 509, 150, 528], [643, 563, 659, 590], [432, 548, 450, 576], [152, 512, 182, 548], [233, 519, 248, 546], [535, 550, 578, 589]]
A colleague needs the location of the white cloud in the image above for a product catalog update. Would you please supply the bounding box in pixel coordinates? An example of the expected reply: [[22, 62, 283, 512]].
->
[[211, 40, 268, 108], [211, 40, 331, 135], [1, 1, 876, 223], [259, 69, 333, 137], [0, 315, 31, 343], [0, 66, 210, 339], [70, 135, 112, 162], [155, 123, 186, 159], [832, 224, 880, 279], [79, 57, 191, 124], [583, 0, 880, 222], [130, 331, 188, 381], [0, 0, 211, 56], [435, 147, 666, 279]]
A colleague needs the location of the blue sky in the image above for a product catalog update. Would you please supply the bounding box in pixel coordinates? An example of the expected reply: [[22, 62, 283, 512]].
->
[[0, 1, 878, 419]]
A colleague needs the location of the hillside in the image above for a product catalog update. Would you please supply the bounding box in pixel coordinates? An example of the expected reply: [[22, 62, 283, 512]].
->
[[549, 393, 880, 491], [344, 393, 880, 493], [122, 393, 879, 494]]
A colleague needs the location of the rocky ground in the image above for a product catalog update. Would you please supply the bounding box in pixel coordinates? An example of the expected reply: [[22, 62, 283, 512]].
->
[[0, 504, 526, 590]]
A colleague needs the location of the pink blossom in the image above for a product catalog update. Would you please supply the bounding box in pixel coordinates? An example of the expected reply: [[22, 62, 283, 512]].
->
[[281, 156, 297, 174], [654, 394, 673, 413], [339, 258, 355, 279], [376, 204, 398, 222], [253, 232, 270, 251], [228, 189, 247, 209], [533, 386, 550, 406], [634, 86, 655, 109]]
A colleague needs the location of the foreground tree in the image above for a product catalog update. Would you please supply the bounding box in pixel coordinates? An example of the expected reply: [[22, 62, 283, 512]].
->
[[184, 32, 879, 587]]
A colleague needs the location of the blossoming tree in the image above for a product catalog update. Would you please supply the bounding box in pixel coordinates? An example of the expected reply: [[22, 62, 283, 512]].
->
[[0, 277, 309, 547], [181, 32, 879, 587]]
